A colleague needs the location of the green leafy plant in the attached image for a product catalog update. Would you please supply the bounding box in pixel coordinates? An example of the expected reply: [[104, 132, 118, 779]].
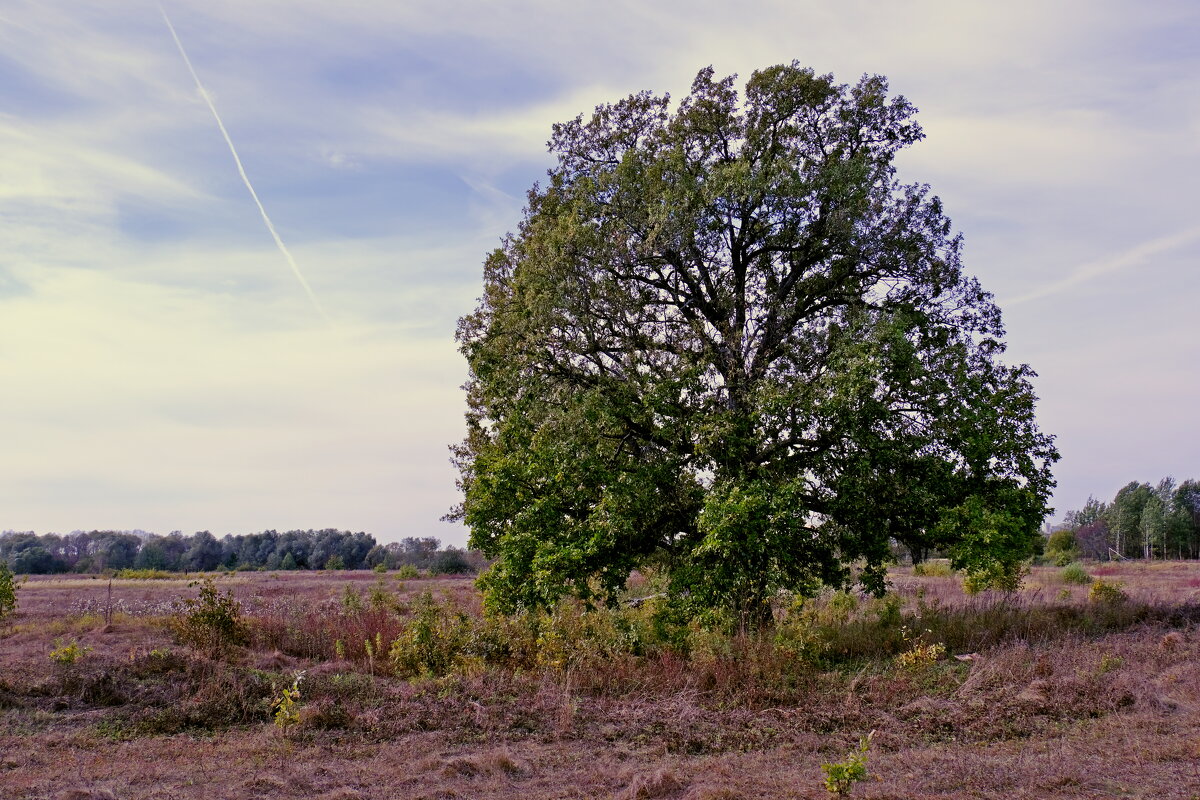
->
[[341, 584, 365, 614], [0, 561, 18, 622], [49, 638, 92, 665], [395, 564, 420, 580], [172, 578, 247, 654], [389, 590, 470, 678], [1089, 579, 1127, 604], [912, 560, 954, 577], [368, 579, 394, 611], [1060, 562, 1093, 585], [894, 627, 946, 670], [272, 670, 305, 734], [821, 731, 874, 798]]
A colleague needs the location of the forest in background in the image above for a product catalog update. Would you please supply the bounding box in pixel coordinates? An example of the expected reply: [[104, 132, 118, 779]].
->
[[0, 528, 483, 575], [1058, 477, 1200, 560]]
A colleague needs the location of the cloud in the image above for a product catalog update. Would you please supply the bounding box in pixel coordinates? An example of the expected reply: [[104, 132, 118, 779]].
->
[[0, 262, 469, 539], [1006, 226, 1200, 306]]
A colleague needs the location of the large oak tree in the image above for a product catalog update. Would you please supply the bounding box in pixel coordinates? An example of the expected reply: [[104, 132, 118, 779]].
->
[[452, 64, 1058, 625]]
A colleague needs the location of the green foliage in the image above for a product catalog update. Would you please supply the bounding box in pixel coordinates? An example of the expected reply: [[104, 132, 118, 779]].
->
[[272, 670, 304, 734], [324, 554, 345, 571], [389, 590, 472, 678], [452, 62, 1058, 625], [911, 560, 954, 577], [172, 578, 247, 654], [1088, 579, 1127, 605], [1046, 529, 1078, 554], [893, 627, 946, 669], [114, 568, 175, 580], [821, 732, 873, 798], [395, 564, 420, 580], [341, 584, 365, 614], [367, 578, 395, 611], [1059, 562, 1093, 585], [372, 562, 388, 574], [49, 638, 92, 665], [0, 561, 18, 621]]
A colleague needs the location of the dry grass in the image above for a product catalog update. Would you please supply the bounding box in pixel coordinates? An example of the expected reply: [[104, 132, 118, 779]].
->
[[3, 564, 1200, 798]]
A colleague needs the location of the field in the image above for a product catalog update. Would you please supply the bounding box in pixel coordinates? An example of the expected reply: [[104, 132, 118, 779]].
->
[[3, 563, 1200, 799]]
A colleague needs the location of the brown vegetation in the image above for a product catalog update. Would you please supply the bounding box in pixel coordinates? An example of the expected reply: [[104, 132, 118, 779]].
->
[[3, 564, 1200, 798]]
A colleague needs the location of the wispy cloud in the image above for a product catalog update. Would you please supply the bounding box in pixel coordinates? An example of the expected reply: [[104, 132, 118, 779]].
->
[[1006, 226, 1200, 306]]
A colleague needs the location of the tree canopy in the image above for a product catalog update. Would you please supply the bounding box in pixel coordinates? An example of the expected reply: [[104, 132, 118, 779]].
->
[[452, 63, 1058, 625]]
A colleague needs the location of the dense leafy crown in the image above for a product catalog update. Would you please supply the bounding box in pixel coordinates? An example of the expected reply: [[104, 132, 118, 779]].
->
[[453, 63, 1057, 624]]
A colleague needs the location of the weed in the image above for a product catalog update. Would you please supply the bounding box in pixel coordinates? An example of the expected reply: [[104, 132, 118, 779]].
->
[[821, 731, 873, 798]]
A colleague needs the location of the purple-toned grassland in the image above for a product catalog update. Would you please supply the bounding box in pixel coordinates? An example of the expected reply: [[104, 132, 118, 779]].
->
[[2, 563, 1199, 799]]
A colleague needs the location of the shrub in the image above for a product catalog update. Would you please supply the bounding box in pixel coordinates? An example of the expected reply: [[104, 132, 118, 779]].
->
[[389, 590, 471, 678], [341, 584, 365, 614], [962, 560, 1026, 594], [912, 560, 954, 577], [115, 569, 175, 580], [49, 638, 92, 665], [894, 627, 946, 670], [0, 562, 17, 621], [172, 578, 247, 654], [395, 564, 421, 580], [1089, 579, 1128, 605], [1060, 562, 1093, 585]]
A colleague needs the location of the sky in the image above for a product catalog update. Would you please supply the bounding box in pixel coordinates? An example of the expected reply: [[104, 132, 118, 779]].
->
[[1, 0, 1197, 545]]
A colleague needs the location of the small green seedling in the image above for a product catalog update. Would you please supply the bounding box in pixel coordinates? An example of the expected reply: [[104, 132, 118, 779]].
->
[[273, 670, 305, 734], [821, 731, 874, 798]]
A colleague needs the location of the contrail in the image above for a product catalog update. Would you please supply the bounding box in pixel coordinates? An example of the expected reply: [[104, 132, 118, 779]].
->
[[158, 2, 332, 325], [1006, 225, 1200, 307]]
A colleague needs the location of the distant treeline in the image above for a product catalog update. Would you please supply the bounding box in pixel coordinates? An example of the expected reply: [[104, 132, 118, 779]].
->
[[0, 529, 484, 575], [1060, 477, 1200, 560]]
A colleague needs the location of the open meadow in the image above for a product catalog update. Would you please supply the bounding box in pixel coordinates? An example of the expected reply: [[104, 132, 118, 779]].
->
[[3, 563, 1200, 799]]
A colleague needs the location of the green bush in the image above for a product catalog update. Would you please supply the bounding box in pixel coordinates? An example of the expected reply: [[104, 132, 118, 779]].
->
[[0, 562, 17, 621], [172, 578, 247, 654], [1088, 579, 1127, 605], [389, 590, 471, 678], [395, 564, 421, 580], [49, 638, 92, 665], [912, 560, 954, 577], [1060, 562, 1093, 585], [1045, 529, 1080, 566], [115, 568, 175, 580]]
